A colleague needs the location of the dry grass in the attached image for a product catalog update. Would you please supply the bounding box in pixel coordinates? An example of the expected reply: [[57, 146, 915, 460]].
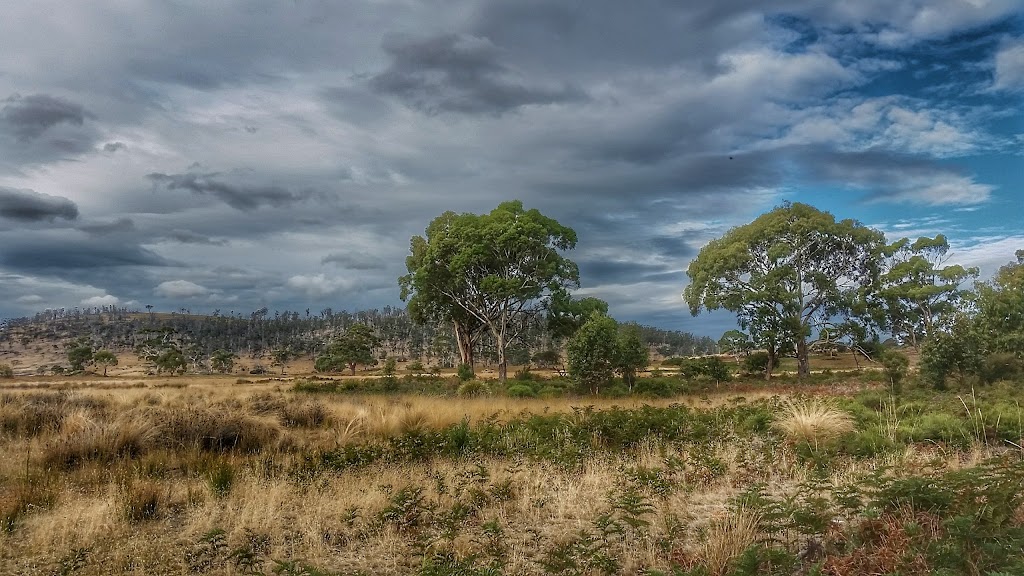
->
[[775, 398, 855, 449], [700, 507, 762, 576]]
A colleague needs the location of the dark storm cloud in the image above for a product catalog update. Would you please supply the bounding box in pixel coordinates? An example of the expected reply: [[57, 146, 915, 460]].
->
[[0, 187, 79, 222], [370, 33, 585, 114], [1, 94, 93, 141], [1, 236, 170, 270], [577, 260, 673, 285], [165, 229, 228, 246], [321, 252, 386, 270], [147, 172, 319, 211], [78, 218, 135, 236]]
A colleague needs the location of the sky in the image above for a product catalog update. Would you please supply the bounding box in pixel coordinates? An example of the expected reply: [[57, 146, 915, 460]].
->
[[0, 1, 1022, 337]]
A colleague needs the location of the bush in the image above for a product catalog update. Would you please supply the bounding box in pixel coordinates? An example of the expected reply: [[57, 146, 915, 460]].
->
[[743, 352, 770, 375], [0, 364, 12, 378], [980, 353, 1022, 384], [407, 361, 425, 374], [506, 384, 536, 398], [880, 350, 910, 393], [457, 380, 490, 397], [456, 363, 474, 381]]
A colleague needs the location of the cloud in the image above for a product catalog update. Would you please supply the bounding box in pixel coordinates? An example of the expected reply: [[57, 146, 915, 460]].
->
[[286, 274, 350, 299], [993, 39, 1024, 91], [154, 280, 211, 299], [103, 141, 128, 153], [78, 217, 135, 235], [1, 93, 93, 141], [147, 172, 319, 211], [0, 235, 169, 270], [15, 294, 44, 305], [80, 294, 120, 307], [370, 33, 585, 114], [164, 229, 228, 246], [0, 187, 79, 222], [321, 252, 385, 270]]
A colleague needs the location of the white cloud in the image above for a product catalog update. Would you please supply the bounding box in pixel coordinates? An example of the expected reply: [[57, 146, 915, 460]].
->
[[286, 274, 353, 299], [15, 294, 44, 304], [80, 294, 120, 307], [993, 40, 1024, 91], [887, 175, 995, 206], [154, 280, 211, 299]]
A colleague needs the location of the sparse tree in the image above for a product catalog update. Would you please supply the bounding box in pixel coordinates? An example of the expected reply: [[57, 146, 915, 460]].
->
[[92, 350, 118, 376], [316, 323, 379, 375], [210, 349, 236, 374], [67, 338, 94, 372]]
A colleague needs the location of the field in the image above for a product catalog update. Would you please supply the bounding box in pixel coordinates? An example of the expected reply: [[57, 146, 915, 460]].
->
[[1, 366, 1023, 576]]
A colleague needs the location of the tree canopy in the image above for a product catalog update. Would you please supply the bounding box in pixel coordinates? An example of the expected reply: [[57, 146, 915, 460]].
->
[[401, 200, 579, 381], [684, 202, 885, 378]]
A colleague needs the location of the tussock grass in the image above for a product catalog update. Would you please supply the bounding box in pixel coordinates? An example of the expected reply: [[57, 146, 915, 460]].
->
[[775, 398, 855, 448]]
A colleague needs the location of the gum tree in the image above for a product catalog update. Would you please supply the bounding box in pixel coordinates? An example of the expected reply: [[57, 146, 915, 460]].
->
[[401, 201, 579, 382], [684, 202, 884, 379]]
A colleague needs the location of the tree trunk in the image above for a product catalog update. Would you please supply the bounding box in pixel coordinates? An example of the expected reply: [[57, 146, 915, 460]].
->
[[453, 321, 475, 370], [765, 350, 775, 381], [496, 331, 507, 383], [797, 338, 810, 379], [349, 363, 356, 376]]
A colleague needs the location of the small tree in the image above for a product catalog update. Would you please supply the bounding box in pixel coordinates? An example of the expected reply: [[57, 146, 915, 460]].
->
[[271, 348, 293, 375], [615, 324, 648, 391], [92, 350, 118, 376], [567, 314, 619, 394], [67, 338, 94, 372], [210, 349, 236, 374], [0, 364, 13, 378], [879, 349, 909, 394], [316, 323, 380, 375]]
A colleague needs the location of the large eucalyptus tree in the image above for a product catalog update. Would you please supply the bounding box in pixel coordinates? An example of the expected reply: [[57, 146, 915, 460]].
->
[[684, 202, 885, 379]]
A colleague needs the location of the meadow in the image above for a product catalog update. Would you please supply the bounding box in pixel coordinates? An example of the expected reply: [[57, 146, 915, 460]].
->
[[1, 367, 1023, 576]]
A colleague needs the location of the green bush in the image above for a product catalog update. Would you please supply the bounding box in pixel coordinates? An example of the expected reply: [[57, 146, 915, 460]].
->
[[880, 349, 910, 393], [455, 363, 474, 381], [457, 380, 490, 397], [506, 384, 537, 398], [0, 364, 12, 378], [743, 352, 770, 375], [980, 353, 1022, 384]]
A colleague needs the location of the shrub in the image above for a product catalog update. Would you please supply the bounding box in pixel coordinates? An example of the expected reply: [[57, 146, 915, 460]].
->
[[880, 350, 910, 394], [513, 366, 534, 381], [980, 353, 1022, 384], [122, 480, 164, 523], [457, 380, 490, 397], [407, 361, 425, 374], [507, 384, 536, 398], [0, 364, 12, 378], [456, 363, 474, 381], [700, 507, 761, 576], [743, 352, 770, 375]]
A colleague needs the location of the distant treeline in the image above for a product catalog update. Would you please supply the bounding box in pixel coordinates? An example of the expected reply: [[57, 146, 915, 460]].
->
[[1, 305, 715, 367]]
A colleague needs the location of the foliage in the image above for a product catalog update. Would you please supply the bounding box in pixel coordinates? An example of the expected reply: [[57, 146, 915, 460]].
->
[[879, 349, 909, 393], [685, 202, 885, 378], [66, 338, 94, 372], [456, 363, 474, 381], [315, 324, 380, 375], [566, 314, 619, 394], [547, 293, 609, 340], [0, 364, 12, 378], [774, 398, 855, 450], [210, 349, 236, 374], [980, 352, 1022, 384], [615, 324, 648, 390], [401, 200, 579, 381], [919, 316, 984, 389], [91, 350, 118, 376], [742, 352, 770, 376], [975, 250, 1024, 356], [717, 329, 751, 358], [879, 234, 978, 348]]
